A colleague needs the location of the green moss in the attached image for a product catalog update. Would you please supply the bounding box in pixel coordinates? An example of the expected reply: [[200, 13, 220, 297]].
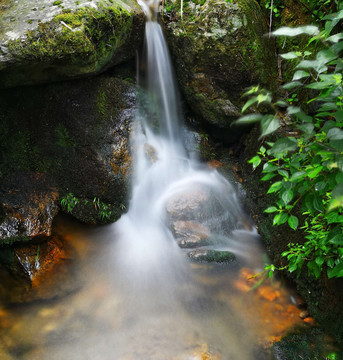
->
[[7, 5, 133, 68], [53, 0, 63, 5], [96, 90, 108, 117]]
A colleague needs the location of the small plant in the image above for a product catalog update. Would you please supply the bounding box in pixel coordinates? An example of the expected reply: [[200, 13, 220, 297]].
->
[[93, 197, 114, 220], [237, 8, 343, 279], [61, 193, 79, 213]]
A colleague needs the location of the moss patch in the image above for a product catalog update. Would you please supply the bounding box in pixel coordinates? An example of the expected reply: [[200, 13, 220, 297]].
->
[[7, 4, 133, 68]]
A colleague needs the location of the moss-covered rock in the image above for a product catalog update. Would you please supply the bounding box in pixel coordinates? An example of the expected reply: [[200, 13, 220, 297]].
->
[[162, 0, 277, 144], [0, 70, 135, 240], [0, 0, 144, 88]]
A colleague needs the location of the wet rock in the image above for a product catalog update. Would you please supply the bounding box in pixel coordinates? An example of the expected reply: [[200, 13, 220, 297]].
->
[[0, 0, 145, 88], [0, 72, 135, 226], [271, 328, 335, 360], [0, 174, 58, 245], [172, 220, 210, 248], [166, 186, 209, 222], [0, 235, 76, 303], [163, 0, 277, 144], [187, 249, 236, 264]]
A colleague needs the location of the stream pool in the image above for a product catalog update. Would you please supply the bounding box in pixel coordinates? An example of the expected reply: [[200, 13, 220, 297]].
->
[[0, 215, 313, 360]]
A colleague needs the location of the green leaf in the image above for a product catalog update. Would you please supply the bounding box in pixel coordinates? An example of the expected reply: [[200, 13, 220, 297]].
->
[[273, 212, 288, 225], [315, 256, 325, 266], [292, 70, 310, 80], [327, 33, 343, 43], [282, 189, 294, 205], [270, 137, 297, 156], [290, 171, 306, 182], [327, 261, 343, 279], [272, 25, 319, 37], [282, 81, 302, 90], [248, 155, 261, 169], [288, 215, 299, 230], [236, 114, 263, 124], [261, 172, 277, 181], [262, 162, 279, 173], [264, 206, 278, 213], [260, 115, 280, 137], [327, 127, 343, 140], [329, 234, 343, 246], [267, 181, 283, 194], [242, 97, 258, 113], [307, 260, 321, 279], [307, 166, 323, 179], [280, 51, 300, 59]]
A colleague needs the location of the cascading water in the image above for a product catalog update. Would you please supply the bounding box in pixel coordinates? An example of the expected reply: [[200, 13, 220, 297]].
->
[[110, 1, 263, 358]]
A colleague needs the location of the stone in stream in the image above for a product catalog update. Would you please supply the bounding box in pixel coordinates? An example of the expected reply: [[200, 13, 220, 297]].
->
[[0, 0, 145, 88], [187, 249, 236, 264], [172, 220, 211, 248], [0, 235, 77, 303]]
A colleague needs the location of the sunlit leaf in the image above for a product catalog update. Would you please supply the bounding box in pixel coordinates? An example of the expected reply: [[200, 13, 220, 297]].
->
[[292, 70, 310, 80], [328, 183, 343, 211], [260, 115, 280, 137], [280, 51, 300, 59], [236, 113, 263, 124], [272, 26, 319, 37], [290, 171, 306, 182], [264, 206, 278, 213], [267, 181, 283, 194], [327, 33, 343, 43], [241, 97, 258, 113], [327, 127, 343, 140]]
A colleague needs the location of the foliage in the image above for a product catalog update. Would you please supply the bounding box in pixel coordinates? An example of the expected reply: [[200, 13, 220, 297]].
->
[[60, 193, 79, 213], [60, 193, 120, 221], [237, 6, 343, 279]]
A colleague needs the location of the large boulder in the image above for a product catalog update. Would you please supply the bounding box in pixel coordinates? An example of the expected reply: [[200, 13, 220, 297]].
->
[[0, 71, 136, 243], [0, 0, 145, 88], [163, 0, 277, 143]]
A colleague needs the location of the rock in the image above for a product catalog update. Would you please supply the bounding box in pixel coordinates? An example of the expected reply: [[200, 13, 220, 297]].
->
[[187, 249, 236, 263], [0, 235, 76, 303], [0, 0, 145, 88], [172, 220, 211, 248], [0, 174, 59, 245], [0, 72, 135, 228], [165, 186, 209, 221], [163, 0, 277, 144]]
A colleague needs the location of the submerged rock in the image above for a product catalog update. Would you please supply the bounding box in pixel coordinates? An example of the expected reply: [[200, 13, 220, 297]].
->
[[187, 249, 236, 263], [0, 174, 59, 245], [0, 0, 145, 88], [172, 220, 211, 248], [163, 0, 277, 143], [0, 72, 135, 232], [0, 235, 76, 303]]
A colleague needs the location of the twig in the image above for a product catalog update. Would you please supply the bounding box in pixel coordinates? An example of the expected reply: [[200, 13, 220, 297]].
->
[[60, 21, 74, 32]]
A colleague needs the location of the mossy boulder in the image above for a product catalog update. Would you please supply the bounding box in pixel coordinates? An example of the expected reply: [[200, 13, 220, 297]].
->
[[0, 70, 135, 241], [0, 0, 144, 88], [162, 0, 277, 144]]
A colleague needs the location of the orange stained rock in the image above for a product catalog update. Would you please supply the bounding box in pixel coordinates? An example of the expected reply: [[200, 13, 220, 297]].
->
[[257, 285, 281, 302], [303, 317, 316, 325], [207, 160, 224, 169]]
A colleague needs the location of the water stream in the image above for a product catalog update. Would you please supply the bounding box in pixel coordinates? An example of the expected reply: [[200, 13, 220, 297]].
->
[[0, 3, 313, 360]]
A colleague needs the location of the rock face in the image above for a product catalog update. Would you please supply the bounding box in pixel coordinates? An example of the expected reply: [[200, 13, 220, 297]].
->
[[0, 71, 136, 243], [0, 174, 59, 244], [0, 0, 145, 88], [163, 0, 277, 143]]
